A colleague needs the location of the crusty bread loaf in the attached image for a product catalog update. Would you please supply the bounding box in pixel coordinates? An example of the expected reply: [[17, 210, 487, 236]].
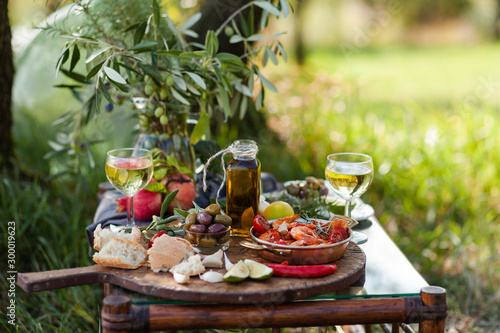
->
[[93, 224, 142, 251], [147, 235, 195, 272], [93, 238, 147, 269]]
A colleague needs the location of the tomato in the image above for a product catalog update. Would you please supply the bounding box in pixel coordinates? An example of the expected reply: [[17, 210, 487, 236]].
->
[[328, 226, 349, 243], [148, 230, 167, 248], [253, 214, 271, 234]]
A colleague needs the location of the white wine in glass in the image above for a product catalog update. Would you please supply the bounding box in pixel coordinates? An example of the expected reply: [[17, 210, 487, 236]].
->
[[105, 148, 154, 227], [325, 153, 374, 244]]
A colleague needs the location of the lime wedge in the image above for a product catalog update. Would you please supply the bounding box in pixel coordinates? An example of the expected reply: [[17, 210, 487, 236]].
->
[[116, 169, 129, 186], [223, 260, 249, 283], [244, 259, 274, 280]]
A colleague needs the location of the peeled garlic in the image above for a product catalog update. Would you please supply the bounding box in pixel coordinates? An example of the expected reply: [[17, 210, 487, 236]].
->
[[258, 196, 270, 215], [200, 271, 224, 283], [278, 221, 288, 233], [202, 251, 224, 268], [224, 253, 234, 270], [173, 272, 190, 284]]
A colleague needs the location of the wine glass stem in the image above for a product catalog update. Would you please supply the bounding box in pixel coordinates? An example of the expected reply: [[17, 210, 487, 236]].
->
[[345, 200, 352, 218], [127, 196, 135, 226]]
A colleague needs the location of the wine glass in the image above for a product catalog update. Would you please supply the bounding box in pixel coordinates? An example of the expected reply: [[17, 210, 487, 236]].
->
[[325, 153, 374, 244], [105, 148, 154, 227]]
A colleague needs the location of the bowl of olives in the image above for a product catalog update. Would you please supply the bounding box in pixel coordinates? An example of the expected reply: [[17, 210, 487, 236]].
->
[[183, 204, 232, 254], [284, 176, 329, 201]]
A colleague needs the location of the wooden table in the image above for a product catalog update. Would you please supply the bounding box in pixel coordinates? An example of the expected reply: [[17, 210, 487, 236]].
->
[[18, 191, 447, 332], [93, 191, 446, 332]]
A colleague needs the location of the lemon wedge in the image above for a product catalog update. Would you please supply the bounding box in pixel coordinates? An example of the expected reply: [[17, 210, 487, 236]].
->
[[223, 260, 249, 283], [244, 259, 274, 280]]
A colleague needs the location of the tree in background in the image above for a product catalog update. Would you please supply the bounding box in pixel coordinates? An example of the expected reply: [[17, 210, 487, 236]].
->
[[364, 0, 470, 25], [0, 0, 14, 168]]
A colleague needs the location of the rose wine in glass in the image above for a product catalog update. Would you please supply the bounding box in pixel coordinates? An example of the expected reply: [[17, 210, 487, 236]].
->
[[105, 148, 153, 227], [325, 153, 374, 244]]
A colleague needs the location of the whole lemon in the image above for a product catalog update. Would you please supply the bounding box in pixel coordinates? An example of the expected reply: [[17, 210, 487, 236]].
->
[[263, 201, 295, 220]]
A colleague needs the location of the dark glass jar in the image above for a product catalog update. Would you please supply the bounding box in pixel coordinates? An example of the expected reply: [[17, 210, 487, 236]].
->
[[226, 140, 261, 237]]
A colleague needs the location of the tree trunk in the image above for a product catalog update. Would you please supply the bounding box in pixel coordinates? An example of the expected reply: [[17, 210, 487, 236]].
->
[[294, 0, 307, 65], [495, 0, 500, 39], [0, 0, 14, 167]]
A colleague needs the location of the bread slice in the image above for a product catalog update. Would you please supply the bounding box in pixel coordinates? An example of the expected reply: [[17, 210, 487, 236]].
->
[[93, 224, 142, 251], [93, 238, 147, 269], [147, 235, 195, 272]]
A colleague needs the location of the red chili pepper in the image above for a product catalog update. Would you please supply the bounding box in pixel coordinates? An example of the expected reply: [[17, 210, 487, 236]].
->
[[266, 263, 337, 278], [148, 230, 166, 248]]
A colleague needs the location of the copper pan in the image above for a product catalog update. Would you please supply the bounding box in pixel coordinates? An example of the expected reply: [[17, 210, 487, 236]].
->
[[240, 215, 356, 265]]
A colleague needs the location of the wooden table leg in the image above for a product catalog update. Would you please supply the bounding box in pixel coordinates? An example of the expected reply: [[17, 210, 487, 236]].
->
[[101, 285, 149, 333], [102, 295, 131, 333], [419, 286, 447, 333]]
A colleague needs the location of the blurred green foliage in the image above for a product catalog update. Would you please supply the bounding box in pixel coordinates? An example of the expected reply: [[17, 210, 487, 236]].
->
[[260, 44, 500, 331]]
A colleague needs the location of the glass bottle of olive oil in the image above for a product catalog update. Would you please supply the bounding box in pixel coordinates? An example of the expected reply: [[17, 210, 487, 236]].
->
[[226, 140, 261, 237]]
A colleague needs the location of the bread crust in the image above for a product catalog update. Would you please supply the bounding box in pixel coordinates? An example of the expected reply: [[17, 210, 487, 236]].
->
[[93, 224, 143, 251], [147, 235, 195, 272], [93, 238, 147, 269]]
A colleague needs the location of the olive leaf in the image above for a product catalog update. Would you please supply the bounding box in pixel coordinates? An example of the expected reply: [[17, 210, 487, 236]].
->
[[86, 47, 111, 63], [205, 30, 219, 57], [55, 46, 70, 77], [145, 182, 167, 193], [255, 67, 278, 93], [70, 44, 80, 72], [129, 41, 157, 53], [134, 22, 147, 45], [189, 112, 209, 145], [280, 0, 290, 18], [171, 87, 190, 105], [181, 12, 202, 32], [103, 66, 127, 85], [160, 190, 179, 218], [254, 1, 281, 17], [186, 72, 206, 90], [86, 60, 105, 80]]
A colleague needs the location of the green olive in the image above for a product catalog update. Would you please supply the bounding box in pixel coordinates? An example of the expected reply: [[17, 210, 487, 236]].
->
[[185, 212, 197, 229], [144, 83, 154, 96], [199, 236, 217, 247], [166, 75, 175, 86], [306, 176, 321, 190], [214, 214, 232, 227], [159, 87, 168, 100], [160, 115, 169, 125], [205, 203, 221, 216], [218, 233, 230, 245], [184, 232, 198, 245], [224, 26, 234, 37], [154, 107, 164, 118], [286, 183, 300, 196]]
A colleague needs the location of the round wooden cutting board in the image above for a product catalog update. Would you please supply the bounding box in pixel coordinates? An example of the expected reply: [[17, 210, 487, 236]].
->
[[18, 239, 365, 304]]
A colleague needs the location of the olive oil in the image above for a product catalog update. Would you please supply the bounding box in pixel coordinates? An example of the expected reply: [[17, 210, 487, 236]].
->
[[226, 140, 261, 237]]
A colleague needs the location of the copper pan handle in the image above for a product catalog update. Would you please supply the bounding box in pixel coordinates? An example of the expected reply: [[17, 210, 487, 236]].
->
[[239, 241, 292, 257]]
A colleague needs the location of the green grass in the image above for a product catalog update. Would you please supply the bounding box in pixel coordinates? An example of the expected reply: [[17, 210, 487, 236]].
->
[[2, 43, 500, 332], [1, 112, 104, 332]]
